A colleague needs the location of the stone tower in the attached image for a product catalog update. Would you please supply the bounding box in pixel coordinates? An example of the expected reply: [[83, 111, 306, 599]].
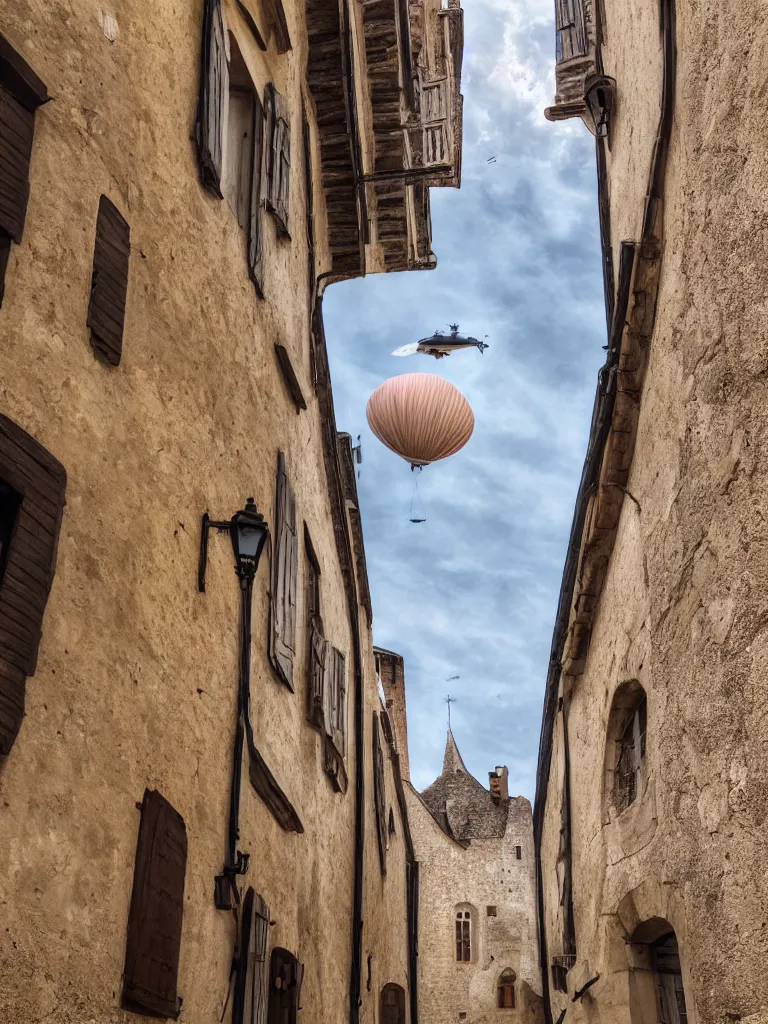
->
[[407, 731, 544, 1023], [376, 648, 543, 1024]]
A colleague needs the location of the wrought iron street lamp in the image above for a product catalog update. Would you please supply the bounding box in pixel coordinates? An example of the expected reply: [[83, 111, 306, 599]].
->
[[198, 499, 269, 910]]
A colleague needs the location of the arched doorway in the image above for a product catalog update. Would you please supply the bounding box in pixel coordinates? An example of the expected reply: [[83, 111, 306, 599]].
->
[[380, 982, 406, 1024], [652, 932, 688, 1024]]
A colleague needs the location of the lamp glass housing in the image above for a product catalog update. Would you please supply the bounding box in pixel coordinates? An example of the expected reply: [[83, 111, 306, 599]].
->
[[231, 499, 268, 577]]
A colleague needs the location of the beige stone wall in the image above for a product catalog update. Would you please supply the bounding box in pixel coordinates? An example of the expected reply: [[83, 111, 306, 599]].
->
[[0, 2, 412, 1023], [539, 1, 768, 1022], [408, 787, 542, 1024]]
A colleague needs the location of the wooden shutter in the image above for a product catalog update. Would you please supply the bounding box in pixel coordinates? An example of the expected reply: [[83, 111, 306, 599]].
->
[[233, 888, 271, 1024], [122, 789, 187, 1019], [248, 91, 266, 297], [87, 196, 130, 366], [267, 948, 304, 1024], [267, 87, 291, 237], [0, 416, 66, 756], [331, 647, 346, 756], [0, 34, 48, 305], [372, 712, 387, 874], [269, 452, 297, 691], [196, 0, 228, 197], [555, 0, 587, 62], [308, 614, 326, 729], [301, 102, 315, 311]]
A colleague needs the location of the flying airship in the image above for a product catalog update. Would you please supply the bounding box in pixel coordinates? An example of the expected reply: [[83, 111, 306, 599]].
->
[[391, 324, 489, 360]]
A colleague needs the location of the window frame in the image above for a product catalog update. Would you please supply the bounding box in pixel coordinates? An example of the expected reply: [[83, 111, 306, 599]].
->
[[455, 907, 473, 963]]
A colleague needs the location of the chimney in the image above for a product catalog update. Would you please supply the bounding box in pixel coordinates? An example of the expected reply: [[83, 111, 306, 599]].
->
[[489, 766, 509, 804], [375, 647, 410, 781]]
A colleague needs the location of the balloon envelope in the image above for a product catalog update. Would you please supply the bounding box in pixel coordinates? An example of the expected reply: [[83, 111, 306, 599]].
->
[[366, 373, 474, 467]]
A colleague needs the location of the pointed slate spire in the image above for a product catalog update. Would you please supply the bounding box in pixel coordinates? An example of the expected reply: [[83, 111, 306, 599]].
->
[[442, 728, 469, 774]]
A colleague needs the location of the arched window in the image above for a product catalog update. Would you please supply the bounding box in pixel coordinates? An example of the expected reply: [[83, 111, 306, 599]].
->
[[455, 905, 473, 962], [380, 983, 406, 1024], [605, 681, 647, 814], [497, 969, 516, 1008]]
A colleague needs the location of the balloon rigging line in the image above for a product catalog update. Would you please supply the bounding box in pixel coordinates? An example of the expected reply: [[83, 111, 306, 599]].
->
[[409, 470, 426, 524]]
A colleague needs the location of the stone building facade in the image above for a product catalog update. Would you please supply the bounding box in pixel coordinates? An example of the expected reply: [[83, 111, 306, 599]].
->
[[0, 0, 462, 1022], [377, 649, 543, 1024], [535, 1, 768, 1023]]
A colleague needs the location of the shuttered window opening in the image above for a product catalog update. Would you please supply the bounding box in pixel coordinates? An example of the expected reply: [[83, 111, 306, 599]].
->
[[267, 948, 304, 1024], [0, 416, 66, 757], [305, 529, 325, 729], [232, 888, 271, 1024], [424, 124, 447, 166], [323, 645, 348, 793], [266, 85, 291, 237], [0, 34, 48, 306], [87, 196, 130, 366], [269, 452, 297, 691], [196, 0, 228, 197], [555, 0, 588, 62], [122, 789, 187, 1020], [373, 712, 387, 874]]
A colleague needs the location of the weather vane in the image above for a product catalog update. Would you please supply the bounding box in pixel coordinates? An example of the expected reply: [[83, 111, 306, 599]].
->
[[445, 693, 457, 728]]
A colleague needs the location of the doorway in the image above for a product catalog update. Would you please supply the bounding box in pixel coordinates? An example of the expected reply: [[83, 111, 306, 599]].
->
[[652, 933, 688, 1024]]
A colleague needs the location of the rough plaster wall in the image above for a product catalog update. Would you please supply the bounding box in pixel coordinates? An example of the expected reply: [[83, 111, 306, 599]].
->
[[539, 1, 768, 1022], [0, 1, 406, 1022], [408, 787, 542, 1024]]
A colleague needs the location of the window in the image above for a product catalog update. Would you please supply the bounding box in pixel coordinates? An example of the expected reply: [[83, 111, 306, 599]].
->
[[380, 983, 406, 1024], [611, 686, 647, 813], [515, 845, 522, 860], [0, 33, 48, 306], [195, 4, 267, 295], [455, 908, 472, 963], [269, 452, 298, 691], [388, 806, 396, 838], [267, 948, 304, 1024], [305, 527, 324, 727], [0, 416, 66, 756], [122, 790, 187, 1018], [87, 195, 130, 366], [486, 906, 497, 917], [223, 35, 256, 231], [497, 969, 516, 1009]]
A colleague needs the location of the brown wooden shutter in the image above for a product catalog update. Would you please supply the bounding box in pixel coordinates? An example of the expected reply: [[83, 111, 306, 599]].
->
[[0, 34, 48, 305], [122, 789, 187, 1019], [267, 87, 291, 237], [373, 712, 387, 874], [269, 452, 297, 691], [87, 196, 130, 366], [308, 613, 327, 729], [233, 888, 271, 1024], [267, 948, 303, 1024], [248, 90, 266, 297], [196, 0, 228, 197], [331, 647, 346, 756], [0, 415, 65, 756], [555, 0, 587, 62], [301, 101, 315, 313]]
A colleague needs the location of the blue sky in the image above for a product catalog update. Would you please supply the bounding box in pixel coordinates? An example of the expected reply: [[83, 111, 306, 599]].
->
[[324, 0, 605, 798]]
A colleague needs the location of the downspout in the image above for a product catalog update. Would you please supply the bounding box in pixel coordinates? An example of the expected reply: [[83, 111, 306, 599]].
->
[[533, 0, 676, 1017]]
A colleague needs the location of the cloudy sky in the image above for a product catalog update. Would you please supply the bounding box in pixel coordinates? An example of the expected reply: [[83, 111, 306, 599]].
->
[[324, 0, 605, 799]]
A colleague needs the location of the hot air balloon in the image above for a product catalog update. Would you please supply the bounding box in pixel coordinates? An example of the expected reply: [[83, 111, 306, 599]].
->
[[366, 373, 475, 470]]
